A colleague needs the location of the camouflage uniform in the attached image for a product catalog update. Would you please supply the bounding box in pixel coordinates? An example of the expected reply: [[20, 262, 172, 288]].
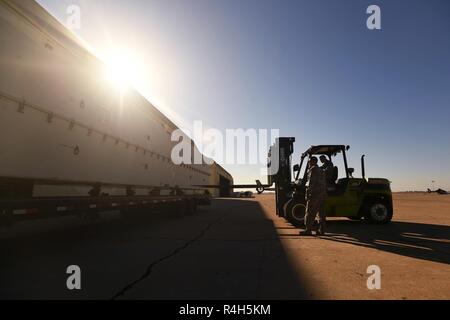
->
[[321, 159, 335, 187], [304, 165, 327, 233]]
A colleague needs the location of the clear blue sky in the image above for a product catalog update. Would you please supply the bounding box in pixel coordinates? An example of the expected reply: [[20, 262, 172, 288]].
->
[[37, 0, 450, 191]]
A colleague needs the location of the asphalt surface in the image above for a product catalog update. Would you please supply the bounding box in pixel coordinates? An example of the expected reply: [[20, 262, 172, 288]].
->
[[0, 193, 449, 299]]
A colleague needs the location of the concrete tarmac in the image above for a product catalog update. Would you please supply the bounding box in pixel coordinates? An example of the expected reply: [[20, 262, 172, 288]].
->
[[0, 193, 449, 299]]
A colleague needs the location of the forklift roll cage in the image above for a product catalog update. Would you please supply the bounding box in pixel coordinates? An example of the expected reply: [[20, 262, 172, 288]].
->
[[294, 145, 366, 183]]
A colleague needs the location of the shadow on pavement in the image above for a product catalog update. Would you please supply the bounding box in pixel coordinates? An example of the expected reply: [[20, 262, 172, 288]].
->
[[321, 220, 450, 265], [0, 199, 313, 299], [117, 199, 313, 299]]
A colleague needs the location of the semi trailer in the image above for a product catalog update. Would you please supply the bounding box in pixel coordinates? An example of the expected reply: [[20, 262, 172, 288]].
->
[[0, 0, 232, 225]]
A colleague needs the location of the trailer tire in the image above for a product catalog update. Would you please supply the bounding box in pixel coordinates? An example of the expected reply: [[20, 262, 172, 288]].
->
[[283, 199, 305, 227], [169, 201, 185, 218], [80, 211, 100, 223], [120, 208, 140, 220], [185, 199, 197, 215], [154, 202, 180, 219], [0, 209, 14, 227]]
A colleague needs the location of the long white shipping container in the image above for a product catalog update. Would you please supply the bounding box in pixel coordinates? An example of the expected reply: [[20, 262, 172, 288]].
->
[[0, 0, 230, 197]]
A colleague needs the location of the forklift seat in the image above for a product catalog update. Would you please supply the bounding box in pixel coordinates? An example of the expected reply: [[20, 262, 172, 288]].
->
[[327, 178, 348, 196], [332, 166, 338, 183], [335, 178, 349, 193]]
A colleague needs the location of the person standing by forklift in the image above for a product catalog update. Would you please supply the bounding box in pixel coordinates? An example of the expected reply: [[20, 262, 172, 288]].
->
[[320, 155, 335, 188], [300, 156, 327, 236]]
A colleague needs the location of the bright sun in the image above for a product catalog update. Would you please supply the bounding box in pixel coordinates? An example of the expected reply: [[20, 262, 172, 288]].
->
[[103, 50, 143, 90]]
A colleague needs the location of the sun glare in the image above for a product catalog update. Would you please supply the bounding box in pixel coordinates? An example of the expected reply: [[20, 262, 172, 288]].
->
[[103, 50, 143, 90]]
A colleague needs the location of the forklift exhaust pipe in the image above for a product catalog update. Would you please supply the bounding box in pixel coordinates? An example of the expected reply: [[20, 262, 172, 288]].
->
[[361, 155, 366, 180]]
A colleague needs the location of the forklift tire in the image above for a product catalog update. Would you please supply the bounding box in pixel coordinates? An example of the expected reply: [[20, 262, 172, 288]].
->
[[364, 200, 392, 224], [283, 199, 306, 227]]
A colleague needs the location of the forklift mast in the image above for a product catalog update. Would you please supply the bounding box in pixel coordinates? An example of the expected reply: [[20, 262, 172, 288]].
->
[[268, 137, 295, 216]]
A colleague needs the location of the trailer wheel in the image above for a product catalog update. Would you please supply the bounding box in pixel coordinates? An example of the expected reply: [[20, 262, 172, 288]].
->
[[169, 201, 185, 218], [185, 199, 197, 215], [155, 202, 182, 219], [364, 200, 392, 224], [0, 209, 14, 227], [80, 211, 100, 223], [283, 199, 305, 227], [120, 207, 143, 220]]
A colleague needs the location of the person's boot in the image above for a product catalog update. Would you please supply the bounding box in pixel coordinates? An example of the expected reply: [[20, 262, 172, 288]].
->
[[316, 222, 326, 236], [299, 229, 313, 236]]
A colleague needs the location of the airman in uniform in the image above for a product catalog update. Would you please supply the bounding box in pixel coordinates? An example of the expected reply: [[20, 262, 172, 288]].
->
[[320, 155, 335, 188], [300, 156, 327, 236]]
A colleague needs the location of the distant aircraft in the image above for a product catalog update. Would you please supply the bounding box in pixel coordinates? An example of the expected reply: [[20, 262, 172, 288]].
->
[[427, 188, 448, 195]]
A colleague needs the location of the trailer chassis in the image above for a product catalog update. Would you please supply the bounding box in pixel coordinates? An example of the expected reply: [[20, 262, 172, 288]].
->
[[0, 177, 210, 226]]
